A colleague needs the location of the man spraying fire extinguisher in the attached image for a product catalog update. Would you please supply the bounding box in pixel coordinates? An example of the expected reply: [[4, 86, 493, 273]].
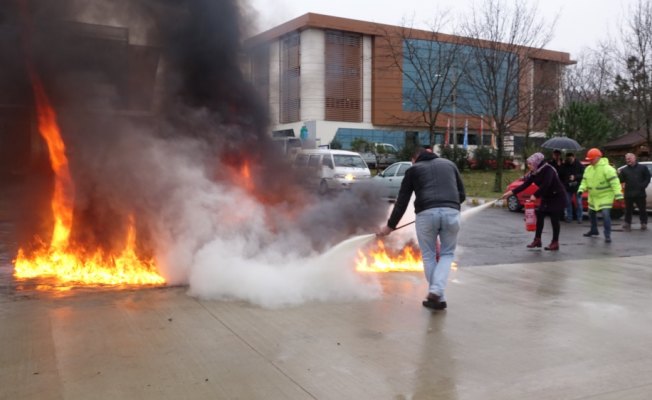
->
[[501, 152, 567, 251]]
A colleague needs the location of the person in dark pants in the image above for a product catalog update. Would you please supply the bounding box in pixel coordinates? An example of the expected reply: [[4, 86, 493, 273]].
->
[[618, 153, 651, 231], [378, 148, 465, 311], [502, 152, 567, 251], [559, 152, 585, 223]]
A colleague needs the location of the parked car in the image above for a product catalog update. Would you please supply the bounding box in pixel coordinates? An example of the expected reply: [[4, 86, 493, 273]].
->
[[617, 161, 652, 211], [293, 149, 372, 194], [504, 174, 625, 219], [359, 143, 399, 169], [371, 161, 412, 200]]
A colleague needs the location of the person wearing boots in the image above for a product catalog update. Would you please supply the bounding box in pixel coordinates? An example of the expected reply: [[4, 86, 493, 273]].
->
[[618, 153, 651, 231], [501, 152, 567, 251], [578, 148, 624, 243]]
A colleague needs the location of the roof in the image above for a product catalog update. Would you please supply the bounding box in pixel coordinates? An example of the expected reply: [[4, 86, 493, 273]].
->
[[603, 131, 648, 150], [245, 13, 574, 64]]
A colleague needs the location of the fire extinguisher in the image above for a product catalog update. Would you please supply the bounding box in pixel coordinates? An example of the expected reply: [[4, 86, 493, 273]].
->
[[524, 200, 536, 231]]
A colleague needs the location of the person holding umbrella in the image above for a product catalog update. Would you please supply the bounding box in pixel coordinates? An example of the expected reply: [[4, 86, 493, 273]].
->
[[578, 148, 623, 243], [559, 152, 585, 223], [501, 152, 567, 251]]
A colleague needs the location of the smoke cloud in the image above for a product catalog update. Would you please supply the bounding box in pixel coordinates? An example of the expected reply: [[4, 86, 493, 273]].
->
[[2, 0, 390, 307]]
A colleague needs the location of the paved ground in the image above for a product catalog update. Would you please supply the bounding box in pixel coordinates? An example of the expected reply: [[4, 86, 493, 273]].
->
[[2, 255, 652, 400]]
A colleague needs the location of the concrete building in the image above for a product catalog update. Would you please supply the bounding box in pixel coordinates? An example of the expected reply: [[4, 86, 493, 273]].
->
[[245, 13, 574, 154]]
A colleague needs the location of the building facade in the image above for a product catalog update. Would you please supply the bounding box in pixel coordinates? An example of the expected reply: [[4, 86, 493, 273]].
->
[[245, 13, 574, 154]]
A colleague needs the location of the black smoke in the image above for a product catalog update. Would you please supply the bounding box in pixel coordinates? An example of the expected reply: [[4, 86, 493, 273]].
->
[[1, 0, 388, 263]]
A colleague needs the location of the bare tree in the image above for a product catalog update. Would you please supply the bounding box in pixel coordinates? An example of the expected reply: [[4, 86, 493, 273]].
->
[[615, 0, 652, 150], [460, 0, 555, 192], [375, 14, 466, 148], [563, 46, 616, 104]]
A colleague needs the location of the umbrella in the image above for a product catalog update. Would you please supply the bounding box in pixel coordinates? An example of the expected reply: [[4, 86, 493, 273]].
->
[[540, 136, 582, 151]]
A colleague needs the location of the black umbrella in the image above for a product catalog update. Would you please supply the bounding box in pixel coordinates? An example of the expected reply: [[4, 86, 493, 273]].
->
[[541, 137, 582, 151]]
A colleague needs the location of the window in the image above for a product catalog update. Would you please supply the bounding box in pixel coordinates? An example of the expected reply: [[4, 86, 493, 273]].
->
[[322, 156, 334, 169], [333, 154, 366, 168], [294, 154, 309, 167], [402, 39, 519, 117], [383, 164, 400, 177], [397, 163, 411, 176], [308, 155, 321, 167], [325, 31, 362, 122], [280, 33, 300, 123]]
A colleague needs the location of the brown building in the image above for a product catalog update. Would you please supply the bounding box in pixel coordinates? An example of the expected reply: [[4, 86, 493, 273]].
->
[[245, 13, 574, 154], [603, 130, 651, 161]]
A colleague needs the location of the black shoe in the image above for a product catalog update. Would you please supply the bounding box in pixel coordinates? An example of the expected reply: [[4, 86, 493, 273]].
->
[[422, 293, 447, 310], [583, 231, 599, 237], [422, 299, 447, 310], [605, 237, 612, 243]]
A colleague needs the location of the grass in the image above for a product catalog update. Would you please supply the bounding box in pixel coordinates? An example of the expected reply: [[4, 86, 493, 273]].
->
[[461, 169, 524, 199]]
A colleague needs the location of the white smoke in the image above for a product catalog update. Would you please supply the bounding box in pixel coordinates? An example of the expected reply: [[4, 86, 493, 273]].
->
[[118, 133, 382, 308]]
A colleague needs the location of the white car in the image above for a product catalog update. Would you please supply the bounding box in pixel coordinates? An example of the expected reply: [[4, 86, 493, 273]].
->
[[371, 161, 412, 200], [618, 161, 652, 211], [294, 149, 372, 194]]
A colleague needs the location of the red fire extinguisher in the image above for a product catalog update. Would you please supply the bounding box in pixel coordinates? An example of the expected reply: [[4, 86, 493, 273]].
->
[[524, 200, 536, 231]]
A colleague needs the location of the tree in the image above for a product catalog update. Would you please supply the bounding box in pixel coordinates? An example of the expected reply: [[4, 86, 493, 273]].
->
[[616, 0, 652, 150], [546, 102, 615, 148], [375, 14, 465, 148], [460, 0, 555, 192]]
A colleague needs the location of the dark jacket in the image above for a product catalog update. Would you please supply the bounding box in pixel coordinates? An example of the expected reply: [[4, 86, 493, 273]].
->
[[387, 152, 466, 229], [619, 163, 651, 198], [512, 163, 567, 212], [547, 158, 563, 174], [559, 159, 584, 193]]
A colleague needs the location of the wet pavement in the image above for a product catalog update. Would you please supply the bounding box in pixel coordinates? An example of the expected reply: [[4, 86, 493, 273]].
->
[[2, 179, 652, 399]]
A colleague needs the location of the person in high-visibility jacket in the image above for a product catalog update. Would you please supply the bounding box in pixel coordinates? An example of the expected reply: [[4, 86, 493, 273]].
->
[[578, 148, 624, 243]]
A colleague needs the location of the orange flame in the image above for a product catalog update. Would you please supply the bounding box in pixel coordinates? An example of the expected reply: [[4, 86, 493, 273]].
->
[[355, 240, 423, 272], [240, 161, 255, 192], [14, 71, 165, 288], [355, 240, 458, 273]]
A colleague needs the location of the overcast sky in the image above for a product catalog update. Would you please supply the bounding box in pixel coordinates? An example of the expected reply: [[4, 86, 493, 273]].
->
[[247, 0, 638, 56]]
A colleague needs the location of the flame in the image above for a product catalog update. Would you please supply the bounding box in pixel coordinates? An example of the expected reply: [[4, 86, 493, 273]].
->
[[240, 161, 255, 192], [355, 240, 459, 273], [14, 71, 165, 288], [355, 240, 423, 272]]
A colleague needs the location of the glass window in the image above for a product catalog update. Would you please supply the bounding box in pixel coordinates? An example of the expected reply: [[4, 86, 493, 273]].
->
[[308, 155, 321, 167], [294, 154, 309, 167], [397, 163, 411, 176], [383, 164, 400, 177], [322, 156, 334, 168], [333, 154, 366, 168]]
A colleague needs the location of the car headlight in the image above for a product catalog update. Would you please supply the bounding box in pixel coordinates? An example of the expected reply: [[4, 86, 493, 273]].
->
[[334, 174, 355, 181]]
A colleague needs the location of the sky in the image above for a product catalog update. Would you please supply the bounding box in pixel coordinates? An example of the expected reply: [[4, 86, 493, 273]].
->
[[247, 0, 639, 57]]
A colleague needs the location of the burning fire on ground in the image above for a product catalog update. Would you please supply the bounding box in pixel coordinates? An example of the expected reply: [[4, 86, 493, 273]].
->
[[13, 71, 165, 288], [355, 240, 423, 272], [355, 239, 458, 273]]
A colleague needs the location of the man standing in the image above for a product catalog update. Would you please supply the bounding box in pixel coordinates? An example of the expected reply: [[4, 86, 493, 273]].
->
[[378, 149, 465, 311], [618, 153, 651, 231], [559, 152, 584, 223], [578, 148, 624, 243], [547, 149, 563, 174]]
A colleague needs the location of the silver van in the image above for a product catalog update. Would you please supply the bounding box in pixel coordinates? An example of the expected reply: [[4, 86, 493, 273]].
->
[[294, 149, 372, 194]]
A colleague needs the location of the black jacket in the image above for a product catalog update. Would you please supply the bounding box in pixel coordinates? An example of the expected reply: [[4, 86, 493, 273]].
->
[[559, 159, 584, 193], [387, 152, 466, 229], [619, 163, 651, 198]]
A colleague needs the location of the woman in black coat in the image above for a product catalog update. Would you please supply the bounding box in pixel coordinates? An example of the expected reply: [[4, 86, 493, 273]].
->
[[502, 152, 567, 251]]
